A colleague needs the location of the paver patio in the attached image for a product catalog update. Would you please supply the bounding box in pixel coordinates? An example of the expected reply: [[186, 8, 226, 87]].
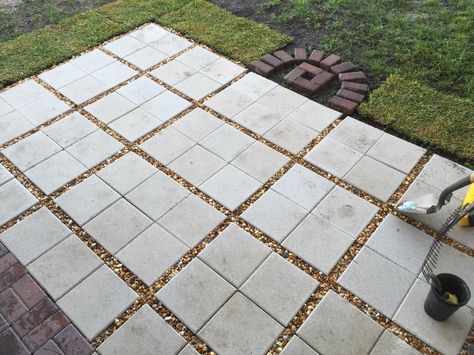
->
[[0, 23, 473, 355]]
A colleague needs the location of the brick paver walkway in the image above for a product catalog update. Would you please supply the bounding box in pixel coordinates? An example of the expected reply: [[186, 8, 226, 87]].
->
[[0, 23, 473, 355]]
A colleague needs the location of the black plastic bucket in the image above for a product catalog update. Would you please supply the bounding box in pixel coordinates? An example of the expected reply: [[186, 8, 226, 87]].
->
[[424, 273, 471, 321]]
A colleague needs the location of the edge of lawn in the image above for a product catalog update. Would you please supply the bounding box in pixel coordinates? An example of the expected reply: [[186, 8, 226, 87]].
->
[[359, 75, 473, 168], [0, 0, 291, 89]]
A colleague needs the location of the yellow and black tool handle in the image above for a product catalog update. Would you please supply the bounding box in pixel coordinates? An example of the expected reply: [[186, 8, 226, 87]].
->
[[460, 173, 474, 226]]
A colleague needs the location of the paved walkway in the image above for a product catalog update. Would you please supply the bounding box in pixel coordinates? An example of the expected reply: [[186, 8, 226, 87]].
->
[[0, 23, 473, 355]]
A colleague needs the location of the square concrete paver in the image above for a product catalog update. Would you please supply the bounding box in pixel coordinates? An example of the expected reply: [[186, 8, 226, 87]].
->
[[58, 76, 108, 104], [297, 290, 383, 355], [241, 253, 318, 325], [271, 164, 334, 210], [200, 165, 261, 210], [150, 60, 196, 87], [123, 46, 167, 70], [139, 127, 195, 165], [24, 150, 88, 194], [345, 156, 407, 201], [257, 85, 307, 116], [66, 129, 124, 169], [117, 224, 188, 286], [242, 189, 307, 242], [305, 137, 363, 178], [156, 258, 235, 332], [171, 108, 223, 142], [158, 194, 226, 247], [58, 265, 137, 340], [0, 207, 70, 265], [55, 175, 121, 225], [327, 116, 383, 153], [283, 213, 353, 274], [174, 72, 222, 100], [198, 292, 283, 355], [417, 154, 473, 201], [84, 198, 153, 254], [198, 223, 271, 287], [200, 124, 254, 162], [103, 35, 146, 57], [281, 336, 320, 355], [97, 152, 157, 195], [0, 179, 37, 226], [231, 102, 283, 136], [0, 165, 13, 186], [313, 186, 379, 239], [175, 47, 219, 71], [178, 345, 200, 355], [168, 145, 226, 186], [204, 87, 254, 118], [109, 108, 162, 141], [367, 133, 426, 174], [91, 61, 137, 88], [394, 279, 474, 355], [17, 93, 70, 126], [125, 171, 189, 221], [264, 118, 318, 154], [38, 62, 86, 88], [0, 80, 49, 109], [199, 57, 245, 85], [27, 235, 102, 300], [84, 92, 136, 124], [98, 305, 185, 355], [287, 99, 342, 132], [116, 77, 165, 105], [42, 112, 98, 148], [338, 247, 416, 317], [2, 131, 62, 172], [149, 33, 192, 57], [230, 72, 277, 101], [70, 49, 116, 74], [0, 111, 34, 145], [370, 331, 421, 355], [365, 214, 432, 275], [141, 90, 191, 122], [231, 142, 289, 183], [129, 23, 169, 44]]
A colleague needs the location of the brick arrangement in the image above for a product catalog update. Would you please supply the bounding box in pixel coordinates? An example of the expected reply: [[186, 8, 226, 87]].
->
[[249, 47, 369, 115], [0, 243, 93, 355]]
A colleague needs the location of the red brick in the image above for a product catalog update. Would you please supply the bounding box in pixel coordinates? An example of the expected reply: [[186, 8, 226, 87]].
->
[[35, 339, 65, 355], [293, 77, 320, 95], [0, 327, 30, 355], [329, 96, 359, 115], [248, 60, 274, 77], [0, 288, 28, 323], [294, 48, 307, 62], [310, 71, 335, 87], [0, 263, 27, 292], [273, 50, 295, 66], [261, 54, 284, 70], [54, 324, 93, 355], [13, 275, 46, 309], [341, 81, 369, 94], [298, 62, 323, 76], [339, 71, 366, 82], [320, 54, 341, 70], [308, 50, 325, 65], [13, 297, 58, 337], [0, 254, 17, 273], [337, 88, 365, 103], [330, 61, 357, 74], [23, 310, 70, 352], [284, 67, 305, 84]]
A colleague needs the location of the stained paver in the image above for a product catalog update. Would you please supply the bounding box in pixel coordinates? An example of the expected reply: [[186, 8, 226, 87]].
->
[[198, 292, 283, 355], [156, 258, 235, 332], [297, 291, 383, 355], [231, 102, 283, 135], [57, 265, 137, 340], [264, 118, 318, 154], [241, 253, 318, 325], [97, 305, 185, 355]]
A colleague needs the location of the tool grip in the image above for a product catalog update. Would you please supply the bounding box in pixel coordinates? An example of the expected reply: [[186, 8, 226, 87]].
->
[[437, 173, 474, 209]]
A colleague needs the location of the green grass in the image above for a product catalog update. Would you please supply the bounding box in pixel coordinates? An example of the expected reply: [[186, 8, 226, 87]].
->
[[360, 75, 474, 167], [0, 0, 290, 89], [162, 0, 291, 64]]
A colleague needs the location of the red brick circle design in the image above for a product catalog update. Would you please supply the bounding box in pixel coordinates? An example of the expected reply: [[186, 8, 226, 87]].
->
[[249, 48, 369, 115]]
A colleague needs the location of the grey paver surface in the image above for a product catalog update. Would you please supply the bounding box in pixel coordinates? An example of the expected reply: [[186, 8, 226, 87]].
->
[[57, 265, 137, 340], [297, 291, 383, 355], [0, 22, 472, 355], [98, 305, 185, 355]]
